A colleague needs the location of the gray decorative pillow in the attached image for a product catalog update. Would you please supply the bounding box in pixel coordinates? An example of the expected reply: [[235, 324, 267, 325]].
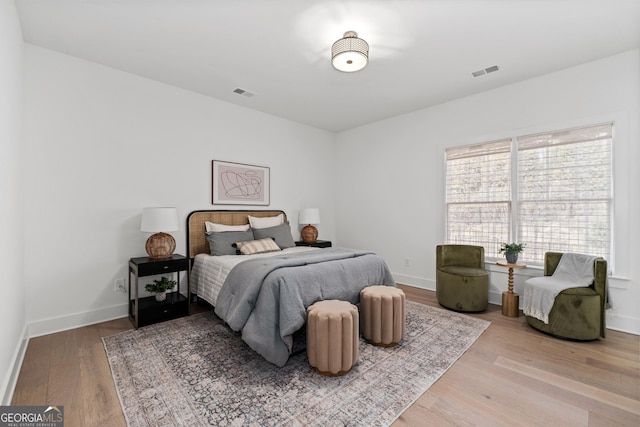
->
[[205, 230, 254, 256], [252, 222, 296, 249]]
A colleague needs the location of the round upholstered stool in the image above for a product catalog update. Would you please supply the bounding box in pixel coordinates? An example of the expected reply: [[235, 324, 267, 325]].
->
[[306, 300, 359, 376], [360, 286, 406, 347]]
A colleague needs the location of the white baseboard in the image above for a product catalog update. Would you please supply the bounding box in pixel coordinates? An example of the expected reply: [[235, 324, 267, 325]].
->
[[605, 313, 640, 336], [393, 273, 434, 291], [28, 303, 129, 338], [1, 324, 29, 405], [488, 290, 503, 307]]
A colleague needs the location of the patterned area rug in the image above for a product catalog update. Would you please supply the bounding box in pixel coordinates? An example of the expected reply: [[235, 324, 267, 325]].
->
[[103, 301, 489, 427]]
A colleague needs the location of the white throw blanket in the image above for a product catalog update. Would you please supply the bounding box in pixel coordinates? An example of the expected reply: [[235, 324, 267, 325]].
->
[[523, 253, 598, 324]]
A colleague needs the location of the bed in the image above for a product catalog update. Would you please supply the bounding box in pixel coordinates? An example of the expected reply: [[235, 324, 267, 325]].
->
[[187, 210, 396, 367]]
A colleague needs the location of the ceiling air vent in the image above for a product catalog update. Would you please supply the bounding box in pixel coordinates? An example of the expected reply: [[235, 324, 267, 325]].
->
[[472, 65, 499, 77], [233, 88, 255, 97]]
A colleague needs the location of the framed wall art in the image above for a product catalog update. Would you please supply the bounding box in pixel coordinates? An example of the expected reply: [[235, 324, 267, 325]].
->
[[212, 160, 270, 205]]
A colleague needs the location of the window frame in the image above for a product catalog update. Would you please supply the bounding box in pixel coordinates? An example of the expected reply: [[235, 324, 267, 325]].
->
[[445, 122, 614, 267]]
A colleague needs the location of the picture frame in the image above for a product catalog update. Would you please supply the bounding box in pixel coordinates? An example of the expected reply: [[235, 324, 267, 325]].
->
[[212, 160, 270, 205]]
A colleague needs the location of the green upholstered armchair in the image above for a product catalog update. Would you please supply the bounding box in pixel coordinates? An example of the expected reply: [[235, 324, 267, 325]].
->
[[436, 245, 489, 312], [525, 252, 607, 340]]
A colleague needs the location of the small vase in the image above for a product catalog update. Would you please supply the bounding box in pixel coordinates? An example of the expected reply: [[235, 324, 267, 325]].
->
[[155, 292, 166, 302], [505, 253, 519, 264]]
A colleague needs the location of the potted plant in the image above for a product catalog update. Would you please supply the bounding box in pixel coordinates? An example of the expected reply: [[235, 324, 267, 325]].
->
[[145, 276, 176, 302], [499, 242, 525, 264]]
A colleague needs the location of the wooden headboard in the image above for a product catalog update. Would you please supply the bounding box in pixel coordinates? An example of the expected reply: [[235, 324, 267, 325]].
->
[[187, 210, 287, 259]]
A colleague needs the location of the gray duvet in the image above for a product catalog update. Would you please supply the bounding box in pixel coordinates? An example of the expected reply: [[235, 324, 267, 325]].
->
[[214, 247, 395, 367]]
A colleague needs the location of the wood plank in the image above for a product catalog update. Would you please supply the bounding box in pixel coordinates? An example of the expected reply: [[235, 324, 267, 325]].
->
[[78, 342, 126, 427], [11, 292, 640, 427], [76, 320, 127, 427], [496, 356, 640, 415], [46, 329, 83, 427], [11, 334, 51, 405]]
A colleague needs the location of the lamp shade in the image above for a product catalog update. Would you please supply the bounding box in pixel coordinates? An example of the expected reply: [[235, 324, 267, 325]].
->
[[141, 207, 179, 232], [331, 31, 369, 73], [299, 208, 320, 225]]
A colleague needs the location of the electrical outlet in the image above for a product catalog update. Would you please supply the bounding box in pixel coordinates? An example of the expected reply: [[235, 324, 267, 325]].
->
[[114, 278, 126, 293], [403, 258, 411, 267]]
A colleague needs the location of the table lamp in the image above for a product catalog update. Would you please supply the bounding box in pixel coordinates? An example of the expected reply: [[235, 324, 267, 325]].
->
[[299, 208, 320, 243], [140, 207, 179, 259]]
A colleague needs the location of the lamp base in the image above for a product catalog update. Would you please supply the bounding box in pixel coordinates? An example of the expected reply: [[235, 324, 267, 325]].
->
[[301, 225, 318, 243], [145, 232, 176, 259]]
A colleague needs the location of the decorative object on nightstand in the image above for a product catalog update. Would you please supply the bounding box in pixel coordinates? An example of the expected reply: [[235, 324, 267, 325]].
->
[[299, 208, 320, 243], [145, 276, 177, 302], [141, 207, 179, 259]]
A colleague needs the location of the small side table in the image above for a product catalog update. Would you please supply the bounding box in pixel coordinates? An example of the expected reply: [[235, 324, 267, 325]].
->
[[295, 240, 332, 248], [129, 254, 190, 328], [496, 261, 526, 317]]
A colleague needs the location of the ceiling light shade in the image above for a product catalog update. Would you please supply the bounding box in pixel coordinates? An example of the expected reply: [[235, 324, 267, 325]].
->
[[331, 31, 369, 72]]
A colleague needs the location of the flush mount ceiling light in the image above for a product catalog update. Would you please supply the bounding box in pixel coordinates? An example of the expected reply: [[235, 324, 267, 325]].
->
[[331, 31, 369, 72]]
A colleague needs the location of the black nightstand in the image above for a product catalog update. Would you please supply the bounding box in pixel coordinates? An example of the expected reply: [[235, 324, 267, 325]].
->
[[295, 240, 332, 248], [128, 254, 190, 328]]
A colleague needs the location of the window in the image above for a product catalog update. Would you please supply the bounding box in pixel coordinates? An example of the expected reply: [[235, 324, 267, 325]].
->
[[446, 139, 511, 252], [446, 123, 613, 265]]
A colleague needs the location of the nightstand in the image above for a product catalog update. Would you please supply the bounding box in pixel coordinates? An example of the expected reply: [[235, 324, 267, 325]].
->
[[295, 240, 332, 248], [128, 254, 190, 328]]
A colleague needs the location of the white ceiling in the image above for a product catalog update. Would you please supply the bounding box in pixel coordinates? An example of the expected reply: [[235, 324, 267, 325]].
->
[[15, 0, 640, 132]]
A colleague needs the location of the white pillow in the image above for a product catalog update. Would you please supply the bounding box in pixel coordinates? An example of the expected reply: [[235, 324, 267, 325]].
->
[[205, 221, 251, 232], [248, 214, 284, 229]]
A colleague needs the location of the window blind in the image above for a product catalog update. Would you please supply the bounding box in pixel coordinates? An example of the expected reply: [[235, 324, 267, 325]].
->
[[445, 139, 511, 254], [517, 123, 612, 263], [445, 123, 613, 266]]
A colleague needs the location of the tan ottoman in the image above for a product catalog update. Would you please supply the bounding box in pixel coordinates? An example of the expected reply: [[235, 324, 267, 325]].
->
[[360, 286, 406, 347], [306, 300, 359, 376]]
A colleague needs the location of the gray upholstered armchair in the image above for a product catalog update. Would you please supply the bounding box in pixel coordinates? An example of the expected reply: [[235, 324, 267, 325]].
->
[[524, 252, 607, 340], [436, 245, 489, 312]]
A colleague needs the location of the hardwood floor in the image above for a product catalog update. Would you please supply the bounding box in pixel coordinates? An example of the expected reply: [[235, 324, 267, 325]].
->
[[11, 286, 640, 427]]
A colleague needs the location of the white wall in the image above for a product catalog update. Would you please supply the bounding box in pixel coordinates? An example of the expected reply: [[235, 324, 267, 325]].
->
[[0, 1, 26, 405], [10, 35, 639, 406], [335, 49, 640, 334], [22, 44, 336, 335]]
